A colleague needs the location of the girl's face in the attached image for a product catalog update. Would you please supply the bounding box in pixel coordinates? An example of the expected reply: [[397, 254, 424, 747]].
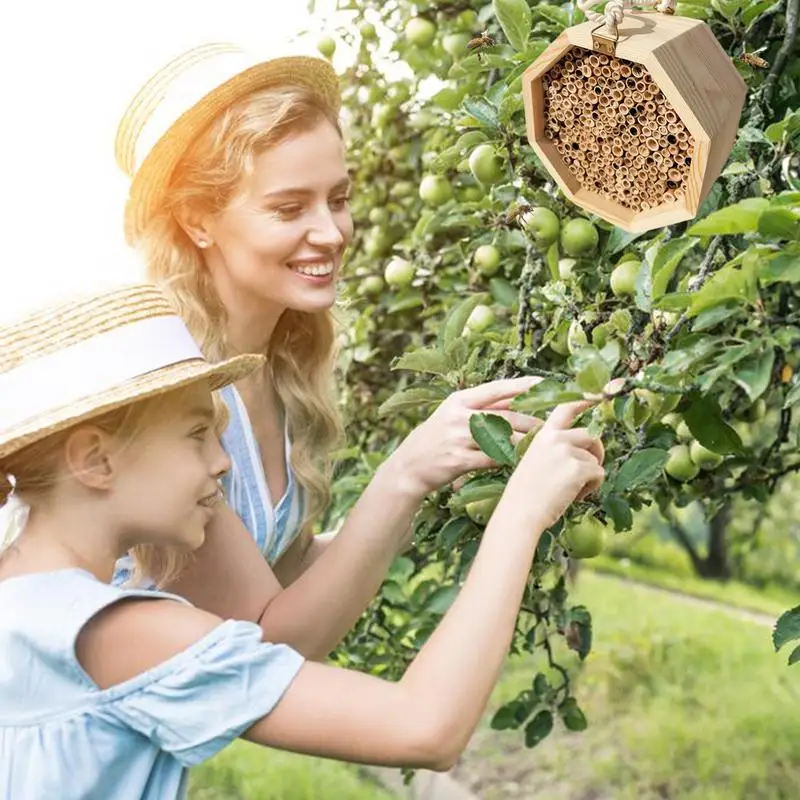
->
[[113, 383, 230, 552], [204, 119, 354, 320]]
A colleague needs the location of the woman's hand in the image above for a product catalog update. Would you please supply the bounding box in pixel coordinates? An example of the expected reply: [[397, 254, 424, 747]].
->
[[385, 376, 545, 498]]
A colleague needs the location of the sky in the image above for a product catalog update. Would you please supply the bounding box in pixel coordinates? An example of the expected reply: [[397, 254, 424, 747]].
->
[[0, 0, 349, 323]]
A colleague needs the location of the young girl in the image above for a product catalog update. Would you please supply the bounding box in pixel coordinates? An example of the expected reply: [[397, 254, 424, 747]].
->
[[113, 44, 548, 658], [0, 283, 604, 799]]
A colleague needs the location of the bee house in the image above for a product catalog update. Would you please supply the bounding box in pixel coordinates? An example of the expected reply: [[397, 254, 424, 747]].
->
[[522, 11, 747, 232]]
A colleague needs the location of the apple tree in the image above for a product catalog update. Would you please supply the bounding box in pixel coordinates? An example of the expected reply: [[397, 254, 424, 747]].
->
[[320, 0, 800, 742]]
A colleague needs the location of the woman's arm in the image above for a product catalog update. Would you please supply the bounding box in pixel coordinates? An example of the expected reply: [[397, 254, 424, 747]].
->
[[165, 465, 422, 661], [165, 377, 544, 660]]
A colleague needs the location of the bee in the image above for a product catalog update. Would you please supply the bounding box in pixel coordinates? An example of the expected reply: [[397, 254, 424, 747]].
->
[[503, 202, 532, 227], [467, 30, 496, 62], [738, 45, 769, 69]]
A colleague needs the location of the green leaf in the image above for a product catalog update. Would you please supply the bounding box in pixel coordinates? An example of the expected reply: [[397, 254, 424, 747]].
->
[[388, 556, 415, 584], [683, 393, 745, 455], [491, 704, 521, 731], [524, 710, 554, 748], [603, 494, 634, 531], [510, 379, 584, 415], [378, 385, 449, 416], [651, 239, 697, 299], [437, 516, 474, 548], [571, 349, 612, 394], [490, 276, 519, 308], [613, 449, 669, 493], [689, 251, 760, 317], [760, 247, 800, 285], [783, 380, 800, 409], [425, 585, 460, 615], [392, 348, 451, 377], [469, 412, 516, 466], [789, 644, 800, 666], [758, 208, 800, 240], [461, 98, 500, 131], [686, 198, 770, 236], [440, 294, 489, 350], [492, 0, 532, 51], [559, 698, 588, 732], [604, 227, 645, 256], [773, 605, 800, 653], [733, 349, 775, 401], [565, 606, 592, 660]]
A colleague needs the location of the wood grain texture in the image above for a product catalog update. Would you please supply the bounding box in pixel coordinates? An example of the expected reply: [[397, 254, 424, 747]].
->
[[522, 11, 747, 233]]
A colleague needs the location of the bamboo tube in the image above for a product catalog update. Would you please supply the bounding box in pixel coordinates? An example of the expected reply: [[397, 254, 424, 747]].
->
[[645, 101, 657, 114], [659, 137, 670, 149], [611, 89, 623, 102], [632, 65, 645, 78], [668, 168, 683, 182], [589, 54, 601, 68], [601, 65, 612, 78], [619, 64, 632, 77]]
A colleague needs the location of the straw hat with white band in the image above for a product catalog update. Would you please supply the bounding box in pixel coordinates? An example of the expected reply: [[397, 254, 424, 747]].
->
[[0, 284, 264, 463], [115, 43, 342, 246]]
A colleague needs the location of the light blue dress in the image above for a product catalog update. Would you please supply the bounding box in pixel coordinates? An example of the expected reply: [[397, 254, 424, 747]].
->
[[0, 568, 304, 800], [114, 384, 307, 586]]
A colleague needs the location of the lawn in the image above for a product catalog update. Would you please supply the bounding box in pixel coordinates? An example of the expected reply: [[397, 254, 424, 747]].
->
[[188, 744, 396, 800], [452, 571, 800, 800]]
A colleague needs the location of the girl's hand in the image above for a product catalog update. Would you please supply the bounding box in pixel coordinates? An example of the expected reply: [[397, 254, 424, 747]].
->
[[386, 377, 545, 498], [504, 399, 606, 532]]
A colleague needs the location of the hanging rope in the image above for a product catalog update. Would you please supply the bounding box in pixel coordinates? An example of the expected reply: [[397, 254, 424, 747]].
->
[[576, 0, 677, 38]]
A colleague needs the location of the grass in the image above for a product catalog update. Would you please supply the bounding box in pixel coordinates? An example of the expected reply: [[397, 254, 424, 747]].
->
[[187, 742, 396, 800], [452, 571, 800, 800], [587, 553, 798, 618]]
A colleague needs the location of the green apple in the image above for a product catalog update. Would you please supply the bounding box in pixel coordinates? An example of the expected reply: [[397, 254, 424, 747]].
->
[[563, 518, 607, 559], [419, 174, 453, 206], [443, 32, 472, 58], [405, 17, 437, 48], [744, 398, 767, 422], [358, 275, 385, 297], [690, 440, 724, 470], [653, 308, 680, 328], [364, 227, 393, 258], [368, 207, 389, 225], [465, 496, 500, 525], [316, 35, 336, 59], [384, 256, 415, 288], [465, 304, 496, 333], [665, 444, 700, 482], [558, 258, 577, 280], [456, 9, 479, 30], [458, 185, 485, 202], [469, 144, 505, 185], [522, 207, 561, 248], [675, 420, 692, 440], [474, 244, 502, 276], [662, 412, 681, 429], [597, 399, 617, 423], [561, 218, 599, 257], [610, 260, 641, 297], [393, 180, 415, 200], [360, 22, 377, 40]]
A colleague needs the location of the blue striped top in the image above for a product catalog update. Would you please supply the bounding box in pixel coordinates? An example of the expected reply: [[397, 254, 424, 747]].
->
[[218, 385, 306, 564]]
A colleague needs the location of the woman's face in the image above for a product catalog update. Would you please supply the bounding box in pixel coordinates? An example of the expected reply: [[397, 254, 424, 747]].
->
[[204, 119, 354, 320]]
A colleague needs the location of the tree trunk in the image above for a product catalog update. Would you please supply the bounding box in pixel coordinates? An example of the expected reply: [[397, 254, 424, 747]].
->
[[696, 502, 732, 580]]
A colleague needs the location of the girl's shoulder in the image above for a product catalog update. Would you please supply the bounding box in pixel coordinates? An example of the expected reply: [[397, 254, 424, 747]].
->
[[0, 569, 190, 722]]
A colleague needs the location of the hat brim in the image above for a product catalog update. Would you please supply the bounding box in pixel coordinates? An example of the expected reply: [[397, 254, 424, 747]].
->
[[125, 55, 341, 245], [0, 353, 263, 461]]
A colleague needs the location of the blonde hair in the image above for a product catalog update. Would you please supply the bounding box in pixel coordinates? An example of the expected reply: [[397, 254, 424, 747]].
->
[[137, 86, 345, 540], [0, 387, 231, 587]]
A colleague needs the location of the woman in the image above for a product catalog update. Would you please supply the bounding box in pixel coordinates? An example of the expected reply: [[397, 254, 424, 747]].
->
[[114, 44, 560, 659]]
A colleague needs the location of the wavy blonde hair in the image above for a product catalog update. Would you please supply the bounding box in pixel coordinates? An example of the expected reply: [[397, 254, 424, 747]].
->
[[136, 86, 345, 544], [0, 390, 213, 587]]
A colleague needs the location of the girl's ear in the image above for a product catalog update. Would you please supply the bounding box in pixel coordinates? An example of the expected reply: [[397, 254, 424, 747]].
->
[[63, 427, 115, 491]]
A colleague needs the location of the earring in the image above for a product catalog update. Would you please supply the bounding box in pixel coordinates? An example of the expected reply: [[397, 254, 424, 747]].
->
[[197, 239, 210, 249]]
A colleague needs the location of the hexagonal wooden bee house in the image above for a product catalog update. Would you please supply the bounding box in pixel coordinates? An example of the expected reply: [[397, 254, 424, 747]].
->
[[522, 11, 747, 233]]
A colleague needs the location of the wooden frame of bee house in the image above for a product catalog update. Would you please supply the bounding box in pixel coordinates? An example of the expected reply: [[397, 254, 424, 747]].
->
[[522, 11, 747, 233]]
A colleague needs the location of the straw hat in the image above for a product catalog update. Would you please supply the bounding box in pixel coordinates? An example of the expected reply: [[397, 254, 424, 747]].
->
[[0, 283, 263, 461], [115, 42, 342, 245]]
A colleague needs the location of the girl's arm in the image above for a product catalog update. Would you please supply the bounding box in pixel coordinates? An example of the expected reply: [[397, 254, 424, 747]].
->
[[80, 401, 604, 770], [165, 377, 544, 661]]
